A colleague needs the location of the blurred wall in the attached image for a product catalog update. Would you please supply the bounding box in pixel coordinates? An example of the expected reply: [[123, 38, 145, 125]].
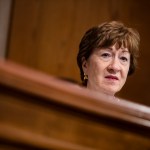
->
[[7, 0, 150, 106]]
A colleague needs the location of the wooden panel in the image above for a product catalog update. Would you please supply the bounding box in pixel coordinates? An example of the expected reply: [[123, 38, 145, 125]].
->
[[0, 60, 150, 149], [0, 0, 12, 57], [7, 0, 150, 106]]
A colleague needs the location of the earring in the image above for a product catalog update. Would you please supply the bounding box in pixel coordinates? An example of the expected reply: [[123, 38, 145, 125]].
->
[[84, 73, 88, 80]]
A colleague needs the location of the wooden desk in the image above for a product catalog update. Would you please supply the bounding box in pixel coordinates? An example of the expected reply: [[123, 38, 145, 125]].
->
[[0, 60, 150, 150]]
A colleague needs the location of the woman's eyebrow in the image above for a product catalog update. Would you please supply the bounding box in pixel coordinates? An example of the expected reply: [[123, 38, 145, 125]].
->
[[102, 47, 112, 51], [122, 50, 130, 53]]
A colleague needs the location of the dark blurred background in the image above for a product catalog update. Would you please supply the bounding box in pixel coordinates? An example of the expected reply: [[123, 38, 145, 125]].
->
[[5, 0, 150, 106]]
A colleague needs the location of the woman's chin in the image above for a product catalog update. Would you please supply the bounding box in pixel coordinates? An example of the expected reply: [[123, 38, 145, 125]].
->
[[100, 87, 120, 96], [87, 83, 120, 96]]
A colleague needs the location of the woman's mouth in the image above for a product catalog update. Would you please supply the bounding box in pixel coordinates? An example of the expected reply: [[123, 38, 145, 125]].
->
[[105, 75, 119, 80]]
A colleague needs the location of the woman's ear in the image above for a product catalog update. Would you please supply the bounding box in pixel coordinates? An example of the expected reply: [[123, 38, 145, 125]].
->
[[82, 57, 88, 74]]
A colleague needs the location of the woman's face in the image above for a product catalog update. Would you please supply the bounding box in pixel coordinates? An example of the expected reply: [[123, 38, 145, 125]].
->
[[82, 44, 130, 95]]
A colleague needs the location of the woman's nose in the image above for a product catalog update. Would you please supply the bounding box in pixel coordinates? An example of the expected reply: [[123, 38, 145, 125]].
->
[[107, 58, 121, 73]]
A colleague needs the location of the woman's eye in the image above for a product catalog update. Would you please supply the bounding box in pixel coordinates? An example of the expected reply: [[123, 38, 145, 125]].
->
[[120, 56, 128, 62], [101, 53, 111, 58]]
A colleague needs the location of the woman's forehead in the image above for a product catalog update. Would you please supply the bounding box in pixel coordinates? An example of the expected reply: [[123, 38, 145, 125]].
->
[[111, 44, 129, 52], [95, 45, 129, 53]]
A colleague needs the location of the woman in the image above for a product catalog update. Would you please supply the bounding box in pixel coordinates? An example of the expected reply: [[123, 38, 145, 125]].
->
[[77, 21, 140, 98]]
